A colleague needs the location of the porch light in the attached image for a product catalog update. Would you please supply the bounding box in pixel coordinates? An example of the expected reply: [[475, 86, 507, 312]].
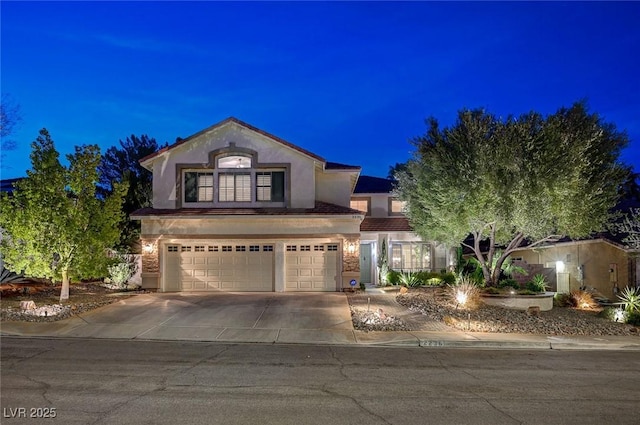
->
[[556, 261, 565, 273], [143, 243, 155, 254], [347, 242, 356, 254]]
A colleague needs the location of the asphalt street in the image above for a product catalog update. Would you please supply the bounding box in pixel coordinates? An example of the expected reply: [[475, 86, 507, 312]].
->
[[1, 337, 639, 425]]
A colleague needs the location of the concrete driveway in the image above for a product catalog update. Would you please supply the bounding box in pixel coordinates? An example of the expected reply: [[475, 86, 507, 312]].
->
[[12, 292, 358, 345]]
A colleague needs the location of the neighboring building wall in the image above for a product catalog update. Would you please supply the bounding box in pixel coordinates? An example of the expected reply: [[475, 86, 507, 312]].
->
[[515, 240, 631, 298]]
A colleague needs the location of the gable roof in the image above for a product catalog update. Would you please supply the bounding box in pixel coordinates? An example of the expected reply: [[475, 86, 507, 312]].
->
[[139, 117, 326, 165], [354, 175, 395, 194]]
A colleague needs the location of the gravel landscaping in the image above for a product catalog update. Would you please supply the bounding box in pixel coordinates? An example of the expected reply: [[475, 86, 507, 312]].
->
[[0, 282, 145, 322], [350, 287, 639, 336]]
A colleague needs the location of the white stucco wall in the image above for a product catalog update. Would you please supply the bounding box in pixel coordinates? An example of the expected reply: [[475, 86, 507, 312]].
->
[[148, 122, 318, 209], [315, 172, 353, 208]]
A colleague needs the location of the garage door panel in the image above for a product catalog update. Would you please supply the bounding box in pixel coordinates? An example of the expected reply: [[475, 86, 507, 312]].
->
[[285, 243, 338, 292], [171, 242, 274, 292]]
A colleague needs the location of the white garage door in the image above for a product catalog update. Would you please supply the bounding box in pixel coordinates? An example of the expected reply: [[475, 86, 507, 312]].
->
[[165, 243, 274, 292], [285, 243, 339, 291]]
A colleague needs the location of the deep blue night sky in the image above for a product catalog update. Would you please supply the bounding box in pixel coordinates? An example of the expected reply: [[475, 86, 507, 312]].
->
[[2, 1, 639, 179]]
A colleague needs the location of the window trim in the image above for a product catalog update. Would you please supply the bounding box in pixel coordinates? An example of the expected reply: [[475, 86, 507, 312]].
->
[[388, 197, 407, 216], [350, 197, 371, 216], [390, 242, 432, 271], [175, 147, 291, 208]]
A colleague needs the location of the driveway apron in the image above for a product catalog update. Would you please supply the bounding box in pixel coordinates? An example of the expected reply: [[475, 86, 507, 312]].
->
[[50, 292, 356, 343]]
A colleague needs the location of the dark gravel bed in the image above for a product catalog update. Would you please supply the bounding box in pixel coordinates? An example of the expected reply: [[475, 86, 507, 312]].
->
[[397, 290, 639, 336]]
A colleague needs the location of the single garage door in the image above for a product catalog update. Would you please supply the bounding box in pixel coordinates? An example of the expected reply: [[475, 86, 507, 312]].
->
[[166, 243, 274, 291], [285, 243, 339, 291]]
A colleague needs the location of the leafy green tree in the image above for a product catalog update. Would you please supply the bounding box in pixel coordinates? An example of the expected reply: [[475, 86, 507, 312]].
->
[[0, 129, 126, 301], [396, 102, 628, 286], [98, 135, 165, 249]]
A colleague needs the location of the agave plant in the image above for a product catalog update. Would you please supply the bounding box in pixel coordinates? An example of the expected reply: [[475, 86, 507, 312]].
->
[[617, 286, 640, 313], [0, 268, 25, 284], [398, 270, 422, 288], [526, 274, 548, 293]]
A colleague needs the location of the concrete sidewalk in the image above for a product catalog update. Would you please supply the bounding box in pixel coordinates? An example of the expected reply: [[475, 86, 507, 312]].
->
[[1, 292, 639, 351], [2, 317, 639, 351]]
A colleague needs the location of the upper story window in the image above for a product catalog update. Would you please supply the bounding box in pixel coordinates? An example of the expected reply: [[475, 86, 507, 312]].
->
[[185, 172, 214, 202], [219, 173, 251, 202], [218, 155, 252, 169], [257, 172, 285, 202], [350, 198, 370, 215], [389, 198, 407, 216], [181, 151, 287, 207]]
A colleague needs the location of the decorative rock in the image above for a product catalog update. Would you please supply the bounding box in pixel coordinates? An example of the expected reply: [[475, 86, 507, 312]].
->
[[399, 286, 408, 294], [527, 306, 541, 317], [20, 300, 36, 310]]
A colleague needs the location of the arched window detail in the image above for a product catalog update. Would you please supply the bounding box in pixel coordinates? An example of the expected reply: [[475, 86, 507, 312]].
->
[[217, 155, 252, 169]]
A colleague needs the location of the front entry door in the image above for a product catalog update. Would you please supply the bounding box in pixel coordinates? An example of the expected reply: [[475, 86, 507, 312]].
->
[[360, 243, 372, 283]]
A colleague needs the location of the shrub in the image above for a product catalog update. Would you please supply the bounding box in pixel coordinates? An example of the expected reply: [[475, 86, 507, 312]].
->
[[599, 306, 628, 323], [517, 289, 538, 295], [399, 270, 422, 287], [554, 293, 572, 307], [483, 287, 500, 295], [447, 276, 480, 309], [526, 274, 548, 293], [617, 286, 640, 313], [626, 311, 640, 326], [570, 290, 597, 310], [498, 278, 520, 290], [386, 270, 401, 285], [105, 254, 138, 288]]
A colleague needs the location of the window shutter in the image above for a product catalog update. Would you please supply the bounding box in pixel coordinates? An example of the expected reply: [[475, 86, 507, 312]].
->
[[271, 171, 285, 202], [185, 172, 197, 202]]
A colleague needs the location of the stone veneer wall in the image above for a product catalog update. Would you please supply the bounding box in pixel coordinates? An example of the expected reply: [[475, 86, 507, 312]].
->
[[343, 237, 360, 272], [140, 240, 159, 273]]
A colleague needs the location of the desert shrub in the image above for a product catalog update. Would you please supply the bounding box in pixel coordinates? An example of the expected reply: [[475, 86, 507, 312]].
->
[[399, 270, 422, 287], [617, 286, 640, 313], [526, 274, 548, 293], [498, 278, 520, 290], [554, 293, 572, 307], [626, 311, 640, 326], [447, 276, 480, 309], [598, 306, 629, 323], [570, 290, 597, 310]]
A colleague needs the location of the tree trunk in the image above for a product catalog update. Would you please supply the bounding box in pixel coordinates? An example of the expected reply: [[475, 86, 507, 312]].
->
[[59, 268, 70, 302]]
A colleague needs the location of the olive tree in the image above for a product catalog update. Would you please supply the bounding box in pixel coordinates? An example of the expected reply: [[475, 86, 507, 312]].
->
[[395, 102, 628, 286]]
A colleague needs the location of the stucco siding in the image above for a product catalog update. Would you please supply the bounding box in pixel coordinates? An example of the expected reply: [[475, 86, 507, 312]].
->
[[315, 172, 352, 208], [148, 123, 317, 209], [515, 240, 631, 299]]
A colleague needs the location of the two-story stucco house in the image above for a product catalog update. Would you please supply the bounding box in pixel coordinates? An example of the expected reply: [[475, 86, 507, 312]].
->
[[132, 118, 364, 292], [351, 176, 453, 286]]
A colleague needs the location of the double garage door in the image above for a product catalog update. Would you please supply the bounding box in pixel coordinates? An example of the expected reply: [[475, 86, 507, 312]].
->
[[164, 242, 339, 292]]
